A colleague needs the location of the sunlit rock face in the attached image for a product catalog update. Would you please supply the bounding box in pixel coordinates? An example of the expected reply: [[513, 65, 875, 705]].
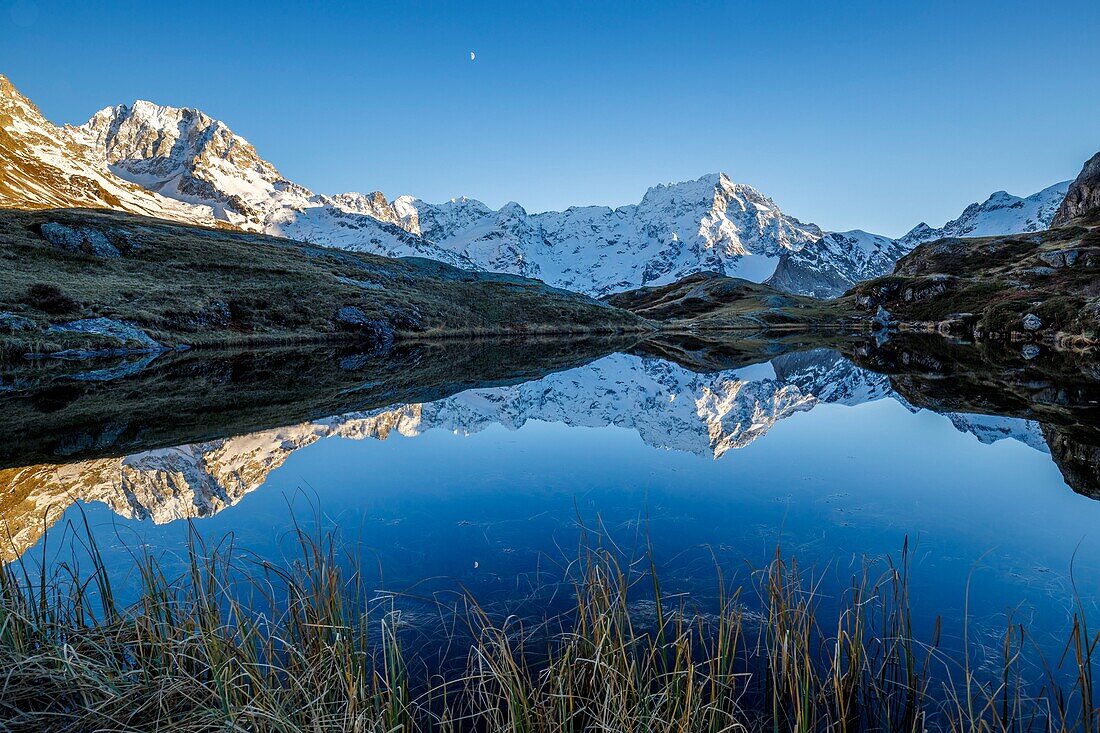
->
[[0, 75, 215, 222]]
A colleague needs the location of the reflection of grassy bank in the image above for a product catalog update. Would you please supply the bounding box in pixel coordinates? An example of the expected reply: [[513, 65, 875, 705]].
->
[[0, 336, 640, 469], [2, 522, 1096, 731]]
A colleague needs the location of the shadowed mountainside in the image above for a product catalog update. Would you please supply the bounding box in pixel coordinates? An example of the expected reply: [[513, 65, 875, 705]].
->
[[602, 272, 861, 331]]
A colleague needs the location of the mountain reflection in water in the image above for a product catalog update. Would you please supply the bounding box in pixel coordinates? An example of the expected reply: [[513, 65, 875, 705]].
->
[[2, 333, 1094, 563]]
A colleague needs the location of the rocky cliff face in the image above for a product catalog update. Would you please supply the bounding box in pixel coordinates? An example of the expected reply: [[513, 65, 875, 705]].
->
[[1051, 151, 1100, 227]]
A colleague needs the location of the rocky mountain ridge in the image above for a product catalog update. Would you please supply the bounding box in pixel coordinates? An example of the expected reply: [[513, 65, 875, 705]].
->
[[768, 183, 1071, 298], [0, 76, 217, 225], [0, 73, 1082, 300]]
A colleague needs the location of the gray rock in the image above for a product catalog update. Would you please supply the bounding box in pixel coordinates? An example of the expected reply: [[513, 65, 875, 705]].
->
[[335, 275, 384, 291], [0, 312, 35, 333], [1022, 313, 1043, 331], [873, 305, 895, 330], [47, 317, 163, 351], [40, 222, 121, 258], [70, 355, 161, 382], [380, 304, 425, 331], [1037, 249, 1079, 268], [335, 306, 371, 327], [334, 307, 395, 350]]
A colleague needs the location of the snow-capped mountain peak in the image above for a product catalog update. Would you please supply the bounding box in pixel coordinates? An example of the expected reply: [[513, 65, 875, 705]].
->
[[69, 99, 301, 226], [768, 181, 1072, 298], [0, 75, 216, 223], [65, 94, 472, 266], [1, 75, 1080, 298], [388, 172, 823, 293], [898, 180, 1070, 248]]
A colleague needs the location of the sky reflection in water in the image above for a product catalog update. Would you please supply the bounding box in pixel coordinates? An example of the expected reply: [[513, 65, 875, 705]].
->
[[12, 349, 1100, 664]]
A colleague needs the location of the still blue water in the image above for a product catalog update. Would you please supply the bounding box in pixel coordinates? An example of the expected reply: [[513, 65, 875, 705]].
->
[[17, 349, 1099, 674]]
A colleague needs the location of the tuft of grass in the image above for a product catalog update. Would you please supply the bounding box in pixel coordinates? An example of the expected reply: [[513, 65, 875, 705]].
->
[[0, 517, 1097, 731]]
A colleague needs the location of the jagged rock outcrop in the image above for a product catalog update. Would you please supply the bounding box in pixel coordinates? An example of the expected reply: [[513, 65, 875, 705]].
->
[[1051, 151, 1100, 227]]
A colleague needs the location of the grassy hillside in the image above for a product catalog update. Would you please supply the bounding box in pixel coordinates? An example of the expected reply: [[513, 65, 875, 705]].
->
[[603, 271, 860, 331], [849, 153, 1100, 346], [0, 208, 647, 358], [848, 221, 1100, 344]]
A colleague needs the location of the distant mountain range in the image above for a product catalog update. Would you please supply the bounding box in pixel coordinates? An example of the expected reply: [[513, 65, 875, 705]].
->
[[0, 74, 1073, 297]]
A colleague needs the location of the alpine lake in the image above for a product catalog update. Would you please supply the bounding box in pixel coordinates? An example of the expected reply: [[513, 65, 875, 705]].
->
[[3, 330, 1099, 723]]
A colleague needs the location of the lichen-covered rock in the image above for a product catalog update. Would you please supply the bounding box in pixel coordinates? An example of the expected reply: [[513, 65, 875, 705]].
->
[[1021, 313, 1043, 331], [40, 222, 121, 258], [335, 306, 370, 327], [47, 317, 163, 351], [0, 312, 35, 333]]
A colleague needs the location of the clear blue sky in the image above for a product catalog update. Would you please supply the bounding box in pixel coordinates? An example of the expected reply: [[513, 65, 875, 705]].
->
[[3, 0, 1098, 237]]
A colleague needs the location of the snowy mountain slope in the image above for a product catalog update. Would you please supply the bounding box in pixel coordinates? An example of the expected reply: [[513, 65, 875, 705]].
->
[[3, 75, 1076, 298], [767, 182, 1071, 298], [897, 181, 1070, 248], [0, 75, 216, 224], [68, 99, 473, 267], [944, 413, 1048, 452], [767, 230, 911, 298], [61, 93, 825, 293], [397, 174, 824, 294]]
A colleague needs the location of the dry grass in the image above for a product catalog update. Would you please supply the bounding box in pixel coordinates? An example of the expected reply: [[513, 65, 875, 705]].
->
[[1, 517, 1098, 732], [0, 207, 646, 358]]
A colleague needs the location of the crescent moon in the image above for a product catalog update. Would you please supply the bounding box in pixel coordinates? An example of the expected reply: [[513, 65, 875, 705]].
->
[[470, 51, 476, 61]]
